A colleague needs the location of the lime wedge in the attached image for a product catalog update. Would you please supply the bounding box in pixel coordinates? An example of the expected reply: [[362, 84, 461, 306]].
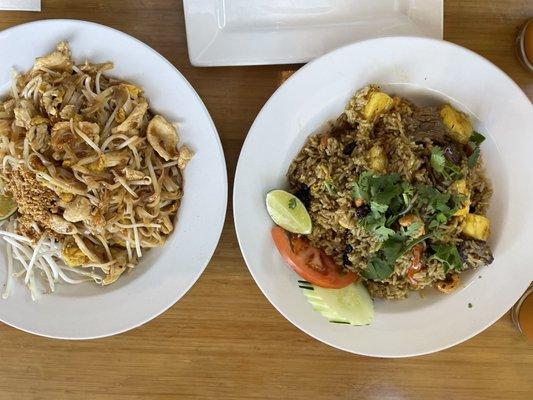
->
[[266, 189, 312, 234], [0, 194, 17, 221]]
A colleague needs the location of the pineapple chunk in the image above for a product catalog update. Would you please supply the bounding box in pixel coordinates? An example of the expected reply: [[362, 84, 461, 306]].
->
[[363, 92, 393, 121], [368, 145, 387, 173], [451, 179, 468, 195], [462, 214, 490, 241], [451, 179, 471, 217], [440, 104, 473, 144], [455, 199, 471, 217]]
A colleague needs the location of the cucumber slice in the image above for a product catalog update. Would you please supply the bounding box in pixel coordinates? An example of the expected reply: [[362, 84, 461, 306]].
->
[[301, 280, 374, 325]]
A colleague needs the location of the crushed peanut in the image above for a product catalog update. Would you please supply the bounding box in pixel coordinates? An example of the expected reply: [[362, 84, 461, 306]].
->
[[4, 167, 59, 241]]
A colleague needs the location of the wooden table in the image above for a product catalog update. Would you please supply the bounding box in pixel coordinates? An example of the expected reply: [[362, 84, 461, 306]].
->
[[0, 1, 532, 399]]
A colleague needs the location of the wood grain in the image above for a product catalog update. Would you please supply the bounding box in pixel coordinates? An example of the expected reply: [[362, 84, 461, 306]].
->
[[0, 1, 532, 399]]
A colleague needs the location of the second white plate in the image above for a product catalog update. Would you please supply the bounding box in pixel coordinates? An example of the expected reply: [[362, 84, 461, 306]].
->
[[233, 36, 533, 357]]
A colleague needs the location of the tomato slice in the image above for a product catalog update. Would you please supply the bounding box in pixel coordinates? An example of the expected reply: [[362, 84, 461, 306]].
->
[[271, 226, 358, 289]]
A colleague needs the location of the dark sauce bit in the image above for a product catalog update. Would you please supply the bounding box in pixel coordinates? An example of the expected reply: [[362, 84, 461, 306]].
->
[[342, 253, 352, 267], [356, 204, 371, 219], [443, 144, 462, 165], [293, 184, 311, 208], [343, 141, 357, 156]]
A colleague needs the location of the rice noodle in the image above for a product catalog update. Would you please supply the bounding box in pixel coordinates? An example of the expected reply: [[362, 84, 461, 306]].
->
[[10, 69, 19, 99], [71, 119, 101, 153], [112, 170, 138, 198], [116, 136, 141, 150], [100, 133, 130, 151]]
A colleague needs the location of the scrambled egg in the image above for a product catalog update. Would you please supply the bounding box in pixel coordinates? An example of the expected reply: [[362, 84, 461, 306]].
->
[[62, 241, 89, 267]]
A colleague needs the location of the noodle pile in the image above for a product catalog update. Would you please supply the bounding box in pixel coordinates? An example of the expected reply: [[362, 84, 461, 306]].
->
[[0, 42, 193, 298]]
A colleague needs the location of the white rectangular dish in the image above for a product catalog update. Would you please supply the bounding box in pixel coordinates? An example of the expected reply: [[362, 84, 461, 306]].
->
[[0, 0, 40, 11], [183, 0, 443, 66]]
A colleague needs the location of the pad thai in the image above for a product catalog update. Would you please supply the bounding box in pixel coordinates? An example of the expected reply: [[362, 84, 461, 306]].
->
[[0, 42, 193, 300]]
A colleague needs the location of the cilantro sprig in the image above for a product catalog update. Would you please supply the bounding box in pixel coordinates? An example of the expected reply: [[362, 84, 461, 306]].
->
[[352, 172, 465, 281], [430, 243, 462, 272], [402, 220, 424, 238], [363, 235, 405, 280], [467, 131, 486, 168], [352, 173, 403, 243], [352, 172, 402, 209], [417, 185, 463, 233], [430, 146, 463, 181]]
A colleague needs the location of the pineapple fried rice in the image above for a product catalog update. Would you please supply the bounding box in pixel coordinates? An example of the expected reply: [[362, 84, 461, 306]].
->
[[287, 85, 493, 299]]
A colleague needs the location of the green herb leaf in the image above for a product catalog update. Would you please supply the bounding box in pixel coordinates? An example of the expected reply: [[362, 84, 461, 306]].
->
[[288, 197, 296, 209], [403, 221, 423, 238], [388, 195, 405, 216], [430, 147, 445, 173], [467, 146, 480, 168], [428, 219, 439, 230], [362, 256, 394, 280], [351, 171, 374, 201], [470, 131, 486, 146], [381, 235, 406, 263], [352, 183, 364, 200], [369, 173, 403, 205], [417, 186, 462, 217], [431, 146, 463, 181], [354, 173, 407, 242], [402, 233, 433, 256], [444, 163, 463, 181], [362, 214, 395, 242], [362, 235, 406, 281], [324, 180, 337, 195], [356, 174, 462, 247], [467, 131, 485, 168], [436, 213, 447, 223], [353, 173, 403, 206], [417, 186, 451, 214], [400, 181, 415, 211], [417, 185, 463, 234], [431, 243, 462, 272], [401, 181, 414, 198], [372, 225, 396, 242], [370, 201, 388, 217]]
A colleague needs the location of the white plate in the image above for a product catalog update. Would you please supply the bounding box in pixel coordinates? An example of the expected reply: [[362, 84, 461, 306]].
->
[[183, 0, 443, 66], [233, 36, 533, 357], [0, 20, 227, 339]]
